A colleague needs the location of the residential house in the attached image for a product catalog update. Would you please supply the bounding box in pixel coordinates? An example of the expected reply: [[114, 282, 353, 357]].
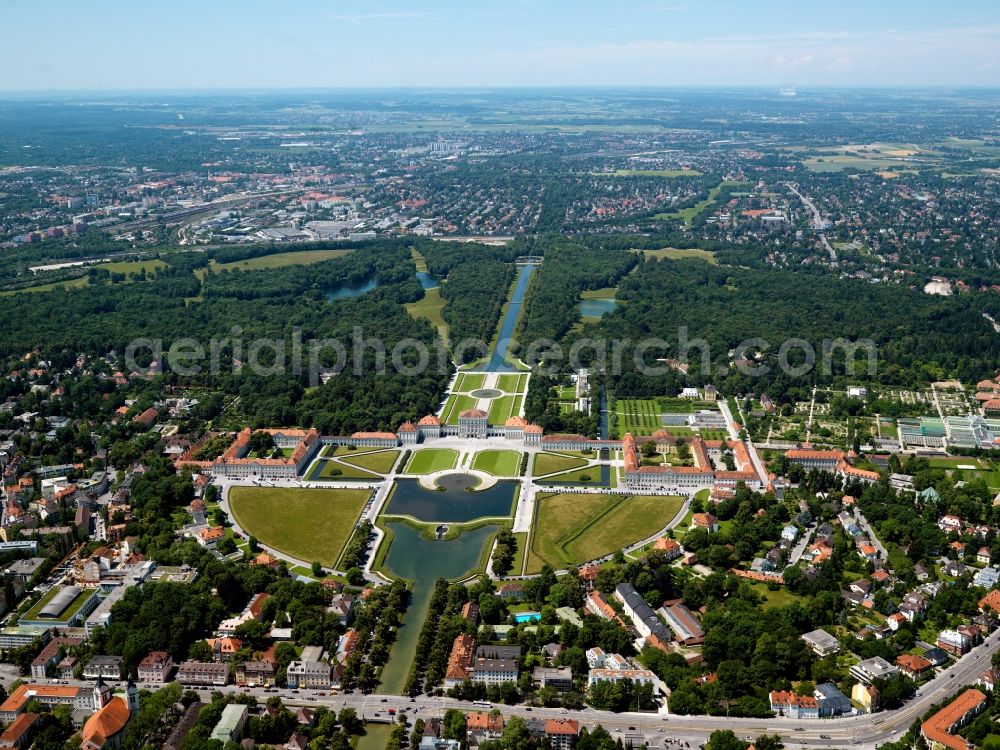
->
[[896, 654, 932, 681], [769, 690, 819, 719], [920, 689, 987, 750], [137, 651, 174, 684], [177, 661, 229, 686], [545, 719, 579, 750], [286, 661, 331, 689]]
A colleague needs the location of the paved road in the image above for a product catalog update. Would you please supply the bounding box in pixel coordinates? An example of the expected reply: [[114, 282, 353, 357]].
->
[[160, 631, 999, 750]]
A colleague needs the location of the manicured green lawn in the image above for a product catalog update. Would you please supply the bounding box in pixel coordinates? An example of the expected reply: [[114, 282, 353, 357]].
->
[[472, 450, 521, 477], [488, 395, 517, 423], [455, 373, 486, 392], [510, 531, 529, 576], [339, 450, 400, 474], [532, 452, 587, 476], [537, 466, 602, 484], [327, 444, 382, 457], [497, 373, 528, 393], [527, 493, 684, 573], [228, 486, 371, 567], [307, 459, 380, 481], [441, 394, 477, 424], [404, 448, 459, 474]]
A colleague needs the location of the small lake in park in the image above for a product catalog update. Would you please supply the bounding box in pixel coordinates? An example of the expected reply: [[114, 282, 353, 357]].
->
[[325, 277, 378, 301], [579, 297, 618, 318]]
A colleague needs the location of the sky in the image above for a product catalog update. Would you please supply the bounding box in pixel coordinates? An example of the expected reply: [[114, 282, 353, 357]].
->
[[2, 0, 999, 90]]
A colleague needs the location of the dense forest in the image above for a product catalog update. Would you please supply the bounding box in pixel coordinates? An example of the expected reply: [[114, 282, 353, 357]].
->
[[516, 240, 638, 346], [0, 243, 452, 431], [569, 257, 1000, 396], [422, 242, 519, 359]]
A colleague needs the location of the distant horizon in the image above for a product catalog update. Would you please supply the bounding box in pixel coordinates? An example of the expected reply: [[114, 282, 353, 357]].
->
[[3, 84, 1000, 97], [3, 1, 999, 90]]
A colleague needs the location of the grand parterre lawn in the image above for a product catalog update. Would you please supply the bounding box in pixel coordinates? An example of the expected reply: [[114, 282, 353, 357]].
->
[[441, 394, 477, 424], [228, 486, 371, 567], [532, 452, 587, 476], [404, 448, 458, 474], [527, 492, 684, 573], [307, 459, 380, 481], [339, 450, 400, 474], [472, 450, 521, 477]]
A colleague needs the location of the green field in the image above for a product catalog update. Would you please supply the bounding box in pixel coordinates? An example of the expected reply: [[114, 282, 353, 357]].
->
[[802, 156, 913, 173], [746, 582, 803, 609], [339, 450, 400, 474], [228, 486, 370, 567], [327, 445, 382, 457], [497, 373, 528, 393], [580, 287, 618, 300], [404, 448, 458, 474], [537, 466, 603, 484], [472, 450, 521, 477], [212, 249, 353, 271], [455, 373, 486, 392], [307, 459, 380, 481], [441, 394, 477, 423], [405, 287, 448, 341], [638, 247, 718, 265], [527, 493, 685, 573], [532, 452, 588, 476], [511, 531, 529, 576], [488, 395, 517, 423]]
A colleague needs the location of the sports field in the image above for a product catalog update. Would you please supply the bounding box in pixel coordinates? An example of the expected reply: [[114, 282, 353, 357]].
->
[[404, 448, 458, 474], [526, 493, 685, 573], [339, 450, 400, 474], [532, 452, 587, 476], [228, 486, 371, 567], [471, 450, 521, 477]]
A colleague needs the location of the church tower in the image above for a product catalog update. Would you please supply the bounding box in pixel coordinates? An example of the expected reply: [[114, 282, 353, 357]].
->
[[126, 679, 139, 713]]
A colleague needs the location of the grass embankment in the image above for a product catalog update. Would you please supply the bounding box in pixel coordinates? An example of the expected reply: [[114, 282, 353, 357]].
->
[[229, 486, 371, 567]]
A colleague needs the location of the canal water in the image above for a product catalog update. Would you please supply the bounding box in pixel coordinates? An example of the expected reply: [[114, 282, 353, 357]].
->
[[386, 476, 516, 523], [483, 263, 537, 372], [376, 522, 501, 694]]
